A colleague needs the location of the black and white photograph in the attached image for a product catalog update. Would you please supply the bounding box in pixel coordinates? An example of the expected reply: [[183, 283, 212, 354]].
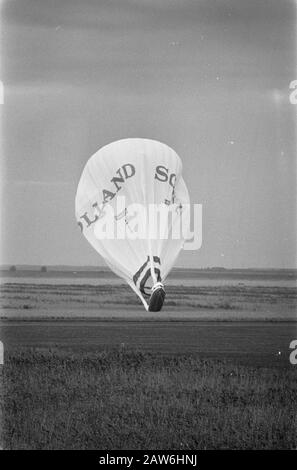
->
[[0, 0, 296, 457]]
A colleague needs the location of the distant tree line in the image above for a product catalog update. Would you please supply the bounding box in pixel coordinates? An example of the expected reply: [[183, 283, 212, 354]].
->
[[8, 265, 48, 272]]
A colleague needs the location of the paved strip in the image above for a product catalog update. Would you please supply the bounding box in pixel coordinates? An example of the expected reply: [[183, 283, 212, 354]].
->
[[1, 320, 296, 367]]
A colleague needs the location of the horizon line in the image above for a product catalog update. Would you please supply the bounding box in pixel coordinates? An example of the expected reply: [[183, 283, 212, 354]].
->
[[1, 264, 297, 272]]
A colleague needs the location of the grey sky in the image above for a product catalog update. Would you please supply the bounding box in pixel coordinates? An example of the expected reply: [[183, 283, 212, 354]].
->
[[1, 0, 296, 268]]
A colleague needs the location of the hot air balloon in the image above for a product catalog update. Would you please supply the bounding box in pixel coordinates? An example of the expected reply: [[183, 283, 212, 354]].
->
[[75, 138, 190, 311]]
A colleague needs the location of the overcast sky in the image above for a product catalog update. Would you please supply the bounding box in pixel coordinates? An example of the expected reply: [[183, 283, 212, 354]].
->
[[1, 0, 296, 268]]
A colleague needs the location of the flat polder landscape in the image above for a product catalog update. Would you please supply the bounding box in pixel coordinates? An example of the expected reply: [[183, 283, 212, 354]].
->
[[0, 267, 296, 449]]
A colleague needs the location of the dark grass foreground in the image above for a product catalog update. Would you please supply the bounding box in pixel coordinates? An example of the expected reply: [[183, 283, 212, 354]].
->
[[0, 349, 296, 449]]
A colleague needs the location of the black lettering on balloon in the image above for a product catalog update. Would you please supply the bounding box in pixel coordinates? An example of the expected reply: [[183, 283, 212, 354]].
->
[[122, 163, 135, 179], [169, 173, 176, 187], [80, 211, 98, 227], [155, 165, 168, 182], [102, 189, 116, 203], [92, 201, 106, 219], [111, 168, 125, 192]]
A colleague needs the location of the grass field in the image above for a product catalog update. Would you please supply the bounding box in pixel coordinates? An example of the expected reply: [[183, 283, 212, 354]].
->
[[1, 348, 296, 450], [1, 281, 296, 320], [0, 271, 296, 449]]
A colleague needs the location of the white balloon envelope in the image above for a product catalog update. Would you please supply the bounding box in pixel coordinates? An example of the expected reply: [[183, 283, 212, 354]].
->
[[75, 138, 190, 310]]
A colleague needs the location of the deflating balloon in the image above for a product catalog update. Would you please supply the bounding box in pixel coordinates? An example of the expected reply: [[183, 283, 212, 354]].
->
[[75, 138, 190, 311]]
